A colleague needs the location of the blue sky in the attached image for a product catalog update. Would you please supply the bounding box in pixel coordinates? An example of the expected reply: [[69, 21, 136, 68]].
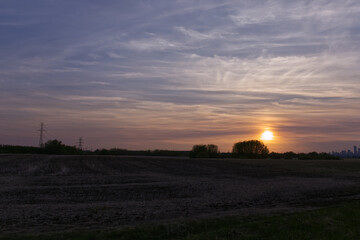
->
[[1, 0, 360, 152]]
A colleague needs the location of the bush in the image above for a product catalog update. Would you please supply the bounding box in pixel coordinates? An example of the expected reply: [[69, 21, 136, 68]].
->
[[232, 140, 269, 158], [190, 144, 219, 158], [44, 139, 82, 155]]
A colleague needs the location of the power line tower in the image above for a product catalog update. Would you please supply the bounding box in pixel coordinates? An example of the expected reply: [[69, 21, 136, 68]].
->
[[38, 122, 46, 147], [78, 137, 83, 150]]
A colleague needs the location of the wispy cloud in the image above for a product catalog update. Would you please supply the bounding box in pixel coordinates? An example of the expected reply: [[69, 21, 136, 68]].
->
[[1, 0, 360, 151], [175, 26, 224, 41], [125, 37, 184, 51]]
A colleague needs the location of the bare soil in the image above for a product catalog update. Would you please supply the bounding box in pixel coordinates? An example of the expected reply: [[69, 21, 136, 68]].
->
[[1, 155, 360, 234]]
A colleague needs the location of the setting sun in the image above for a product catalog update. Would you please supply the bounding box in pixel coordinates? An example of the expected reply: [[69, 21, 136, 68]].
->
[[261, 130, 274, 141]]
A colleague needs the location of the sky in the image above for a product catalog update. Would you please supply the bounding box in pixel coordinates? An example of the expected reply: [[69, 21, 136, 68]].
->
[[1, 0, 360, 153]]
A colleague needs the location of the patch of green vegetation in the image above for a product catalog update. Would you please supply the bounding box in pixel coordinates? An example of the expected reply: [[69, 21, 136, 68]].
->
[[3, 201, 360, 240]]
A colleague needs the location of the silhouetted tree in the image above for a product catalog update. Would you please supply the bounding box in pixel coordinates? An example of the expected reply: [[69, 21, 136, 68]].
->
[[44, 139, 82, 155], [190, 144, 219, 158], [44, 140, 63, 154], [269, 152, 282, 159], [283, 151, 297, 159], [232, 140, 269, 158], [206, 144, 220, 157]]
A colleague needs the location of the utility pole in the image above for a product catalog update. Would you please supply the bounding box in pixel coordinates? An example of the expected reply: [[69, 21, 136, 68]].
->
[[78, 137, 83, 150], [38, 122, 45, 147]]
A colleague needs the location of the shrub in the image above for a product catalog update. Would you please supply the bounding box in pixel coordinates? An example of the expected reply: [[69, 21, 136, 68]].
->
[[190, 144, 219, 158], [232, 140, 269, 158]]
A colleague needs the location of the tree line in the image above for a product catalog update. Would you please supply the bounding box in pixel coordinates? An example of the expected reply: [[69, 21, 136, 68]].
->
[[0, 140, 188, 157], [93, 148, 189, 157], [190, 140, 339, 160], [0, 140, 82, 155], [1, 139, 339, 159]]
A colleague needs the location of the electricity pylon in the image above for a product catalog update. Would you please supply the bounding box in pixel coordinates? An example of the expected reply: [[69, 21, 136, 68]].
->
[[38, 122, 46, 147], [78, 137, 83, 150]]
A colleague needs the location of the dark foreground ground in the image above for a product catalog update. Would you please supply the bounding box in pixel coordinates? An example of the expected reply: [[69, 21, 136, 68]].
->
[[1, 155, 360, 236]]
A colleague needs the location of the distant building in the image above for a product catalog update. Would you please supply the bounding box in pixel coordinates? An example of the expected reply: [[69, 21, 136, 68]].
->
[[331, 145, 359, 158]]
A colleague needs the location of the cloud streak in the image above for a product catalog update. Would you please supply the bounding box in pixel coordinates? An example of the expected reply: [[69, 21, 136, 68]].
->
[[1, 0, 360, 152]]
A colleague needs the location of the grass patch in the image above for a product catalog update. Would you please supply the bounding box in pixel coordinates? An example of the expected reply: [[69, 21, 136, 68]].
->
[[3, 201, 360, 240]]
